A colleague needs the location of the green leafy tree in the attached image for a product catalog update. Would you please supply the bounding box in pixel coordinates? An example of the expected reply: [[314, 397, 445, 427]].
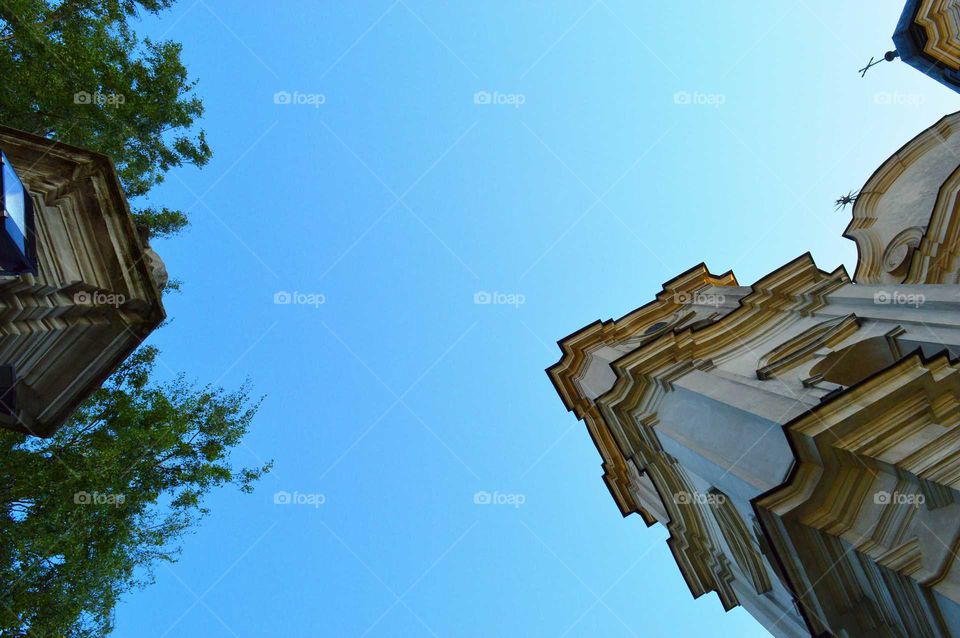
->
[[0, 3, 268, 635], [0, 0, 212, 237], [0, 346, 271, 637]]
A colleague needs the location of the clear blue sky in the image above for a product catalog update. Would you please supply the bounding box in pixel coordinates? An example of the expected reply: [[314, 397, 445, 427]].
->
[[113, 1, 960, 636]]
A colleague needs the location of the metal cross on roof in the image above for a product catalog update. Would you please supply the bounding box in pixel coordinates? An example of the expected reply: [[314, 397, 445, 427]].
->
[[859, 50, 899, 77]]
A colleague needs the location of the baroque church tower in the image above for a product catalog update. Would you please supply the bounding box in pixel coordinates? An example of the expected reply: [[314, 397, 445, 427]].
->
[[549, 3, 960, 636]]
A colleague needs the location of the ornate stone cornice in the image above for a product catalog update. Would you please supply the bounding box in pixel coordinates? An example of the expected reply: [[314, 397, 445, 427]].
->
[[547, 96, 960, 638], [548, 263, 737, 418], [916, 0, 960, 70], [844, 112, 960, 284], [756, 314, 860, 381], [754, 352, 960, 636], [547, 265, 739, 522], [599, 255, 848, 428], [0, 126, 166, 436], [910, 159, 960, 283], [547, 254, 849, 618], [546, 264, 739, 523], [895, 0, 960, 91]]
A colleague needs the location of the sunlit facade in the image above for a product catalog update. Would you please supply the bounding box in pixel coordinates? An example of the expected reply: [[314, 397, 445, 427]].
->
[[549, 4, 960, 635]]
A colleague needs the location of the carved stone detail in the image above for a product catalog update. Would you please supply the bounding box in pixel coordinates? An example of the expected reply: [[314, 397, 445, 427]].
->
[[0, 126, 165, 436], [916, 0, 960, 70]]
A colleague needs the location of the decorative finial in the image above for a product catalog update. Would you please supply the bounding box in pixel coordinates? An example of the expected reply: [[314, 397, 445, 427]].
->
[[835, 190, 858, 211], [859, 50, 899, 77]]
